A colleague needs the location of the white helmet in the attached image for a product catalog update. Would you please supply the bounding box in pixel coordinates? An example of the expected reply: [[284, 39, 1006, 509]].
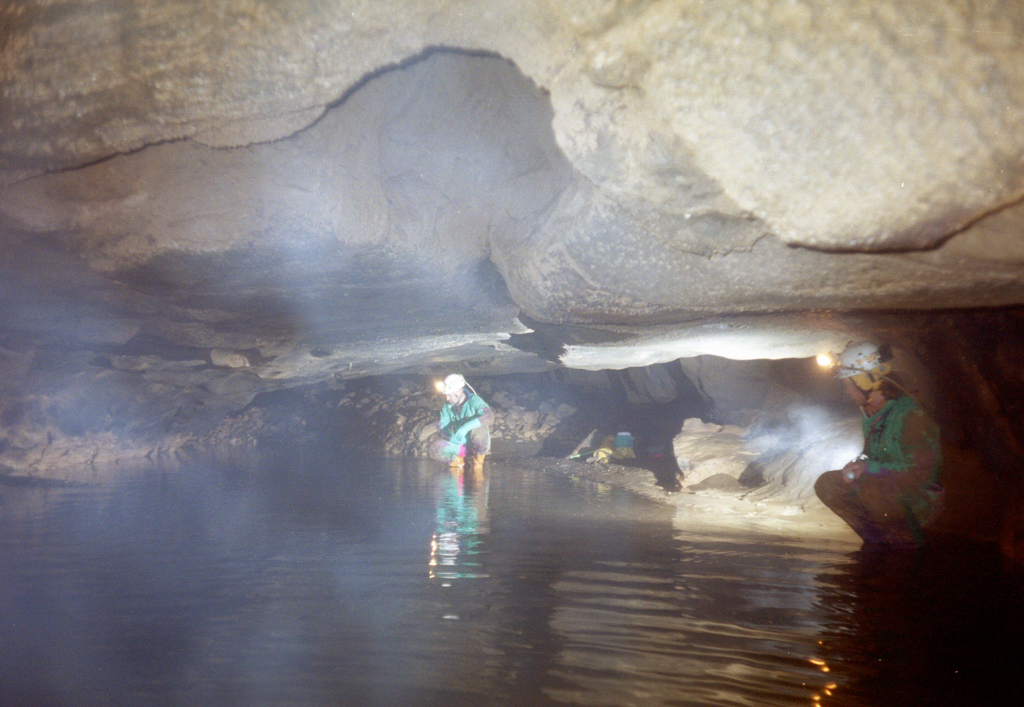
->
[[837, 342, 884, 378], [441, 373, 467, 395], [837, 341, 894, 392]]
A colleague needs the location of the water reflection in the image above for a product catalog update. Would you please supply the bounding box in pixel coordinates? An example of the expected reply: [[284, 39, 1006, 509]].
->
[[544, 537, 844, 707], [812, 541, 1024, 706], [1, 454, 1022, 707], [430, 468, 490, 581]]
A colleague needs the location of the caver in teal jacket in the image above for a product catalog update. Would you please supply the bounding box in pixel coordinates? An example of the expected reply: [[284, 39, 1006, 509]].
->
[[438, 390, 495, 443]]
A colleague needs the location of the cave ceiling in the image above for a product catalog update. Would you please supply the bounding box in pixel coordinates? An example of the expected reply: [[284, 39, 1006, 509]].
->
[[3, 0, 1024, 406]]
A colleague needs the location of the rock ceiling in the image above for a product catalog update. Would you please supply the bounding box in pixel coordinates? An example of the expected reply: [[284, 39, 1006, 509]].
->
[[3, 0, 1024, 400]]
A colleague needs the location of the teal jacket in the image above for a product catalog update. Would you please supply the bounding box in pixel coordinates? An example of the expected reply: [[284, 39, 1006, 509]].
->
[[438, 390, 494, 439]]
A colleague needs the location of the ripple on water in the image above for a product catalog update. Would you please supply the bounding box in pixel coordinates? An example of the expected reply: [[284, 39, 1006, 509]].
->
[[1, 456, 1022, 707]]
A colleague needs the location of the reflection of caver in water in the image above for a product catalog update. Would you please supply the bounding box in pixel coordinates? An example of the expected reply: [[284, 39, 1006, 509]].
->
[[429, 469, 490, 580], [815, 342, 945, 547], [430, 373, 494, 472]]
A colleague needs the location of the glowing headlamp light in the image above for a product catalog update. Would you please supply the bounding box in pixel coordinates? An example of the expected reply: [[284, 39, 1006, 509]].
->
[[817, 351, 885, 391]]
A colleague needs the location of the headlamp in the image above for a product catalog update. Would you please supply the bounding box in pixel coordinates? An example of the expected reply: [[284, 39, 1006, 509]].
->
[[816, 348, 888, 392]]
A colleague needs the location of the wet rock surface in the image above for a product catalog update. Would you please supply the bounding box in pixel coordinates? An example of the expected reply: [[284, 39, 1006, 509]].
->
[[0, 373, 591, 477]]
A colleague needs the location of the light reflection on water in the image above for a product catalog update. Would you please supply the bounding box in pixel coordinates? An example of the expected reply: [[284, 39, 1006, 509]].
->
[[1, 452, 1022, 707]]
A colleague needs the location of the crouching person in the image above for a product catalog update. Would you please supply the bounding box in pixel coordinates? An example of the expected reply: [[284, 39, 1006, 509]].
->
[[430, 374, 494, 472], [815, 343, 944, 547]]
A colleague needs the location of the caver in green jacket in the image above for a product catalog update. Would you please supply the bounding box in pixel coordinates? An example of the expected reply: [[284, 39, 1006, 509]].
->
[[859, 394, 944, 536]]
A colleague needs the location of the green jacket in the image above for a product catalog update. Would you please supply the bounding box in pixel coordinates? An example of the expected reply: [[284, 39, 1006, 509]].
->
[[862, 395, 941, 482], [438, 390, 494, 439], [861, 394, 944, 534]]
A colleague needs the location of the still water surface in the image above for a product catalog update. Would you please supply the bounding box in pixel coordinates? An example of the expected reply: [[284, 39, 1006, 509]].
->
[[1, 452, 1021, 706]]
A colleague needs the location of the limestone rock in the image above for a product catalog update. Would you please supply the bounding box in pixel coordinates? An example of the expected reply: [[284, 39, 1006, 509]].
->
[[2, 0, 1024, 475], [673, 418, 759, 488]]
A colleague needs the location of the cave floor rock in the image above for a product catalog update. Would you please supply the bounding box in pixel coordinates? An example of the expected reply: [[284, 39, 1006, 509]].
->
[[508, 455, 861, 546]]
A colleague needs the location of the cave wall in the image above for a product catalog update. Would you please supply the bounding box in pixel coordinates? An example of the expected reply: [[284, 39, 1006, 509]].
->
[[1, 0, 1024, 551], [6, 0, 1024, 255], [4, 2, 1024, 339]]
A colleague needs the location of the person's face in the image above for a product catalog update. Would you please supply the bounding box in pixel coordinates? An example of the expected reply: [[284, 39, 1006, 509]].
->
[[843, 380, 886, 415], [445, 389, 466, 406]]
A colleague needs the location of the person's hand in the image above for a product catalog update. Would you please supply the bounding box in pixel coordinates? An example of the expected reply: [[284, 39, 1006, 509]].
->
[[442, 441, 466, 459], [842, 460, 867, 483], [451, 428, 468, 445]]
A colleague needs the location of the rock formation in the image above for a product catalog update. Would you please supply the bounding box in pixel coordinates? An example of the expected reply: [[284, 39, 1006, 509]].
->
[[2, 1, 1024, 551]]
